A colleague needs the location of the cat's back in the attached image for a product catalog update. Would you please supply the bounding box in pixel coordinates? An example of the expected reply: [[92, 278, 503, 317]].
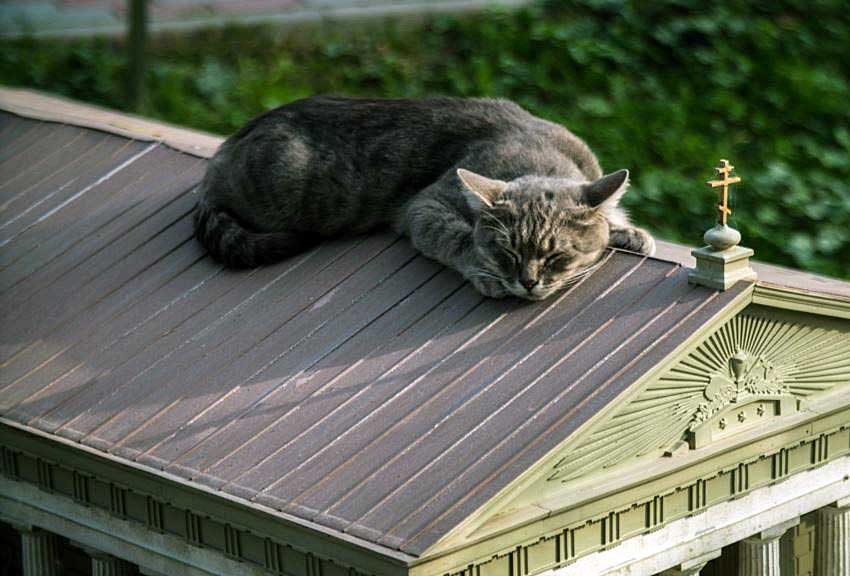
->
[[226, 95, 533, 145]]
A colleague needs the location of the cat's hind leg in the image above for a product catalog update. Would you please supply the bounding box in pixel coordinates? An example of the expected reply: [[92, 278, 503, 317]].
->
[[195, 196, 319, 267]]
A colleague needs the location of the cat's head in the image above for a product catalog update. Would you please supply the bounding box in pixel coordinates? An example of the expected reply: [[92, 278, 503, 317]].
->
[[458, 168, 629, 300]]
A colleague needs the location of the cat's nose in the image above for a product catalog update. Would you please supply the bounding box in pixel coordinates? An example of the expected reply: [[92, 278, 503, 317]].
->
[[521, 278, 538, 291]]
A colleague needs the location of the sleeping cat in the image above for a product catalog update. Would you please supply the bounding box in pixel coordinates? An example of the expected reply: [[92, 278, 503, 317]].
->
[[194, 96, 654, 300]]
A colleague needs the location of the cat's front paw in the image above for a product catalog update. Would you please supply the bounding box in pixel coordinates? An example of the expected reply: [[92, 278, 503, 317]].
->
[[609, 226, 655, 256], [470, 276, 509, 299]]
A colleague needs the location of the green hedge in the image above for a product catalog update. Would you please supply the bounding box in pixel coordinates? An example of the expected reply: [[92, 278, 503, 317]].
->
[[2, 0, 849, 279]]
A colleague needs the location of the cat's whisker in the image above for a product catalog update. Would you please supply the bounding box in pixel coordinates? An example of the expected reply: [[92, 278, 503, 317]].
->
[[480, 224, 512, 242], [468, 270, 504, 282], [552, 261, 605, 291], [480, 213, 512, 237]]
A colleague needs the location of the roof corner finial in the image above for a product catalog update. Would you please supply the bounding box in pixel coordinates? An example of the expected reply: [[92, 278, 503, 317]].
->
[[704, 159, 742, 250], [688, 159, 757, 291]]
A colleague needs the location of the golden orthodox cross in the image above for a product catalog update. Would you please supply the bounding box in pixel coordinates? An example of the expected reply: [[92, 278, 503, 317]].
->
[[706, 159, 741, 226]]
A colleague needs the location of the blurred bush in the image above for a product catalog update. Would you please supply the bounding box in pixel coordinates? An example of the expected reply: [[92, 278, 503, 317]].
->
[[2, 0, 848, 278]]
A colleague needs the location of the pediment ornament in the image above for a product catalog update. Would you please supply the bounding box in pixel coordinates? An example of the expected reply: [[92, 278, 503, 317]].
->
[[691, 349, 789, 428], [547, 310, 850, 484]]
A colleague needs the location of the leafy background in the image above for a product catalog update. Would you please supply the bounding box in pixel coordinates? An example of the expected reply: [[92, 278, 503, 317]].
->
[[2, 0, 849, 278]]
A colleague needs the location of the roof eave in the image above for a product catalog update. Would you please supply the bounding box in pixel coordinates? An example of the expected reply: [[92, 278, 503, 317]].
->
[[0, 86, 223, 158], [0, 417, 416, 572]]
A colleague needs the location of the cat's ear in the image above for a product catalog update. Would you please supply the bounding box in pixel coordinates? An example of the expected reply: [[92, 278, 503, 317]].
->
[[457, 168, 507, 210], [582, 169, 629, 210]]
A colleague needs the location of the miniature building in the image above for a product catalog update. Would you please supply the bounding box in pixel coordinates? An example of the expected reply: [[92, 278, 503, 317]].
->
[[0, 88, 848, 576]]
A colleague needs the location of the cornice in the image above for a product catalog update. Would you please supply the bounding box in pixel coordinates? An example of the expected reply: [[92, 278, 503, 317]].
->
[[753, 283, 850, 319]]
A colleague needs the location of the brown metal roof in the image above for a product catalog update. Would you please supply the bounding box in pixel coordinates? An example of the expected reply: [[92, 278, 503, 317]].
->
[[0, 109, 841, 557]]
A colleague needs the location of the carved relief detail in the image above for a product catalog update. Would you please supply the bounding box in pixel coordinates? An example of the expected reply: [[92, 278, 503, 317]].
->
[[691, 350, 789, 428], [548, 311, 850, 483]]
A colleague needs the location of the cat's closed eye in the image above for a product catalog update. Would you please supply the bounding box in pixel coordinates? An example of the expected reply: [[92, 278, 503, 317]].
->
[[545, 253, 570, 269], [489, 247, 520, 271]]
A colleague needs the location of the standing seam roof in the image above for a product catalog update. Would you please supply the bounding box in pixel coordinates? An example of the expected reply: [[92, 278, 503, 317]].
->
[[1, 111, 756, 556]]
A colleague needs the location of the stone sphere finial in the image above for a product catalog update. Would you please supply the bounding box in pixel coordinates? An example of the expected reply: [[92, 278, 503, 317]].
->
[[704, 223, 741, 251]]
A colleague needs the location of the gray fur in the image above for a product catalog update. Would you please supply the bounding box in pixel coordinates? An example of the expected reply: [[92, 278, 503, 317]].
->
[[194, 96, 654, 300]]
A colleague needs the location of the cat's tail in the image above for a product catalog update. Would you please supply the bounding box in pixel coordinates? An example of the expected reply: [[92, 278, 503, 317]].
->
[[193, 196, 316, 268]]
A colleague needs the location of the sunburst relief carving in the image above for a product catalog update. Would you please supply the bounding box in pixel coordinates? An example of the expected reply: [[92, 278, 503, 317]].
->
[[548, 310, 850, 483]]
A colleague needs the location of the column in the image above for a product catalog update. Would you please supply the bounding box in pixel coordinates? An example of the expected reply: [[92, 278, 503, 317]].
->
[[738, 517, 798, 576], [660, 549, 721, 575], [77, 544, 136, 576], [91, 552, 135, 576], [816, 499, 850, 576], [13, 524, 60, 576]]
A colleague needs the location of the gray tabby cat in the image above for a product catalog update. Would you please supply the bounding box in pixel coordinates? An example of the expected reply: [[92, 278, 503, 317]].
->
[[194, 96, 654, 300]]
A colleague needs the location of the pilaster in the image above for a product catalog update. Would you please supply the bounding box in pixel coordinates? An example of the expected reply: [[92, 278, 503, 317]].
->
[[14, 524, 61, 576], [816, 499, 850, 576], [737, 518, 798, 576]]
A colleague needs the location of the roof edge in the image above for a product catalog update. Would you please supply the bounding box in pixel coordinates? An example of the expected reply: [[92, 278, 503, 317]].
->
[[752, 283, 850, 319], [0, 417, 416, 568], [0, 86, 223, 158]]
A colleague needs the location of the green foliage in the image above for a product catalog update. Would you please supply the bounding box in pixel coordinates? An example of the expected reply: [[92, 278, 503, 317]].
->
[[2, 0, 849, 278]]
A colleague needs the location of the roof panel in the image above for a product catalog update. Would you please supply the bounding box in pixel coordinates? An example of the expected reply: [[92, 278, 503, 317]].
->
[[392, 281, 749, 553], [102, 236, 410, 454], [0, 138, 152, 262], [0, 115, 48, 163], [346, 263, 698, 540], [60, 237, 400, 443], [180, 280, 486, 495], [294, 257, 663, 522], [0, 122, 86, 182], [166, 267, 467, 487], [2, 112, 842, 558], [0, 129, 112, 202], [99, 243, 429, 454]]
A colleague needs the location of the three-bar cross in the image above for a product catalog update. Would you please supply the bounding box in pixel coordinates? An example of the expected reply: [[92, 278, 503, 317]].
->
[[706, 159, 741, 226]]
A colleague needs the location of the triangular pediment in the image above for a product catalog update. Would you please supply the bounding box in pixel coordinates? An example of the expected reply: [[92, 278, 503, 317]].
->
[[425, 297, 850, 556], [546, 307, 849, 484]]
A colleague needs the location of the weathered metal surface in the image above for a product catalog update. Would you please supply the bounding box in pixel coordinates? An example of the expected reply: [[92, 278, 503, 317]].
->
[[1, 112, 848, 558]]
